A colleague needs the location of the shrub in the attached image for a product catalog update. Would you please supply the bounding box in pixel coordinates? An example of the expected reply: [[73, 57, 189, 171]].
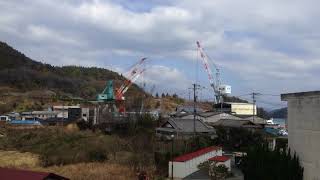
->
[[241, 145, 303, 180]]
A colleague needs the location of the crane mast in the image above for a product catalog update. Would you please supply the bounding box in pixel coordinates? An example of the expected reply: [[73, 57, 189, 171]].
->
[[196, 41, 231, 103]]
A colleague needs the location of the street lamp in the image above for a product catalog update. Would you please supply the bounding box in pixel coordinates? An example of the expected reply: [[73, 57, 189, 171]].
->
[[170, 134, 175, 180]]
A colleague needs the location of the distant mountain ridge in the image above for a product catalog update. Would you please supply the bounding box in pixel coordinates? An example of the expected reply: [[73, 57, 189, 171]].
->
[[0, 41, 145, 99], [269, 107, 287, 118]]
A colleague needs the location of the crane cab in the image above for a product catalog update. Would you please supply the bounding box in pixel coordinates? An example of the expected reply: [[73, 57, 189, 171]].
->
[[219, 85, 231, 95]]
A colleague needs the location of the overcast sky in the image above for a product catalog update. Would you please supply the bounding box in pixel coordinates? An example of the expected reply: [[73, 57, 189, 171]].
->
[[1, 0, 320, 109]]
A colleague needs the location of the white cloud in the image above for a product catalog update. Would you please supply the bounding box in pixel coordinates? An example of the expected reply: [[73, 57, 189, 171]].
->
[[1, 0, 320, 105], [137, 65, 191, 92]]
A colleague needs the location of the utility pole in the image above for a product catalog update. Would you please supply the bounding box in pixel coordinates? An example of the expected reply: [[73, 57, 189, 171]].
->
[[192, 84, 200, 137], [251, 92, 261, 123]]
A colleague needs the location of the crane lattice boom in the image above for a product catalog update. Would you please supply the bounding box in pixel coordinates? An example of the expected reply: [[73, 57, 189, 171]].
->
[[196, 41, 231, 103], [115, 57, 147, 100]]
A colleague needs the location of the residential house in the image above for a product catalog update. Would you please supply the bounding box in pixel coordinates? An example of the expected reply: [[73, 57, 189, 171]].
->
[[156, 118, 216, 140], [199, 112, 242, 124], [176, 105, 205, 114], [211, 119, 261, 129], [236, 115, 267, 124], [281, 91, 320, 180], [172, 112, 241, 123]]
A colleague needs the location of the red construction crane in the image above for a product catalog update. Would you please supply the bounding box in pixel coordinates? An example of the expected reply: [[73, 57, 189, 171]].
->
[[115, 57, 147, 112], [115, 57, 146, 100]]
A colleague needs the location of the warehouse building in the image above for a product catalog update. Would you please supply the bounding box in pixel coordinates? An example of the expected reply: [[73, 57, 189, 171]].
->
[[168, 146, 222, 179], [214, 102, 257, 115]]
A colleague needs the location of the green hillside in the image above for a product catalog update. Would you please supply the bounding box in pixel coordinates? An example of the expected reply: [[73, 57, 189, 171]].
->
[[0, 41, 147, 113]]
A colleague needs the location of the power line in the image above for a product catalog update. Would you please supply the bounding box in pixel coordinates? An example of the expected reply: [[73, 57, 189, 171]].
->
[[260, 94, 281, 97]]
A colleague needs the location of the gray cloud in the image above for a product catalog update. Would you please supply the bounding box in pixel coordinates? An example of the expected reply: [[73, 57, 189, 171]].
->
[[1, 0, 320, 108]]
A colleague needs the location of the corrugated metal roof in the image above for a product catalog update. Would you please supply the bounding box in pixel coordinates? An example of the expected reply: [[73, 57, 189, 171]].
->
[[172, 146, 221, 162], [209, 155, 230, 162], [0, 168, 68, 180]]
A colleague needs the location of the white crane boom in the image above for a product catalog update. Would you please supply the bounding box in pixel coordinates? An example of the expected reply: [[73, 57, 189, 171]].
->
[[196, 41, 231, 103], [115, 58, 147, 100]]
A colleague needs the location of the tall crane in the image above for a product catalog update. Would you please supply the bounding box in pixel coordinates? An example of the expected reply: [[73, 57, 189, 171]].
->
[[97, 57, 147, 112], [196, 41, 231, 103], [115, 57, 147, 101]]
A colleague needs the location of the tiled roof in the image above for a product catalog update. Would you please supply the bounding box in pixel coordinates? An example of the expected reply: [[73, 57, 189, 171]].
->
[[173, 146, 221, 162], [168, 118, 215, 133], [209, 155, 230, 162], [212, 119, 256, 128]]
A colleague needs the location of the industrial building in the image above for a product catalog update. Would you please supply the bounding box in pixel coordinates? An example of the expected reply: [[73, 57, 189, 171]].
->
[[20, 111, 59, 120], [214, 102, 257, 115], [281, 91, 320, 180], [52, 105, 81, 119]]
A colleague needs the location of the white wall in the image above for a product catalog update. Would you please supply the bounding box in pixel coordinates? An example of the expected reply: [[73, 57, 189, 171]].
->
[[168, 149, 222, 178], [81, 108, 89, 121], [231, 103, 256, 115], [284, 94, 320, 180]]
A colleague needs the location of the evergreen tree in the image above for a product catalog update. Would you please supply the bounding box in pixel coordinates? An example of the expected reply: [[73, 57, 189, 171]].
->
[[241, 145, 303, 180]]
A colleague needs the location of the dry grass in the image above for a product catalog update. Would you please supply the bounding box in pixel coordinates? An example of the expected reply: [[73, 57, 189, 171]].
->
[[0, 150, 40, 168], [33, 163, 136, 180], [0, 150, 136, 180]]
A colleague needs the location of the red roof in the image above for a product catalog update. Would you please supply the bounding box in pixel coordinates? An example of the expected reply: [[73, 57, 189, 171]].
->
[[0, 168, 68, 180], [173, 146, 221, 162], [209, 155, 230, 162]]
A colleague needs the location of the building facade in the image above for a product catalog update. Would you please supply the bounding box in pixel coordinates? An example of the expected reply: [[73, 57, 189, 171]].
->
[[281, 91, 320, 180], [53, 105, 80, 119], [169, 146, 222, 179], [21, 111, 58, 120], [214, 102, 257, 115], [155, 118, 216, 140]]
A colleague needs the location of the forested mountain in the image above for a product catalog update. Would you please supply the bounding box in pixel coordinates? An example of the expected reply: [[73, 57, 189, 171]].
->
[[269, 107, 287, 118], [0, 41, 148, 113], [0, 41, 145, 98]]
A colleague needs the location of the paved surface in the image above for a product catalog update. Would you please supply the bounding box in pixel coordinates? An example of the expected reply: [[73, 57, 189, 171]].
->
[[183, 169, 210, 180], [183, 166, 243, 180], [227, 166, 244, 180]]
